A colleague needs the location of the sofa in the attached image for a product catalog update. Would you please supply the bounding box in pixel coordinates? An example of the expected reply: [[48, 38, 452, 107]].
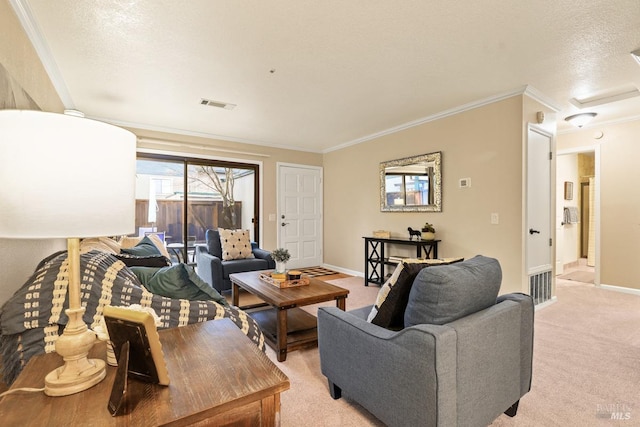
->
[[195, 228, 275, 293], [0, 236, 265, 385], [317, 256, 534, 427]]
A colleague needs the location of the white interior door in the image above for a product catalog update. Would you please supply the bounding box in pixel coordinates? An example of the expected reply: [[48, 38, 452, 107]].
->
[[278, 164, 323, 268], [527, 126, 553, 275]]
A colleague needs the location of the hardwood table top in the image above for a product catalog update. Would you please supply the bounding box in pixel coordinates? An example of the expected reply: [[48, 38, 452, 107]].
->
[[0, 319, 289, 426], [230, 270, 349, 308]]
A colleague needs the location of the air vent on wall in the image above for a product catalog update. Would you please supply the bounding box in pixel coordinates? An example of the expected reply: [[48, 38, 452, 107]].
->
[[200, 98, 236, 110]]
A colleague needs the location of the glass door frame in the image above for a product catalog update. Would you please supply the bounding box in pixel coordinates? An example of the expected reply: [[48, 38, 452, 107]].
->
[[137, 152, 261, 262]]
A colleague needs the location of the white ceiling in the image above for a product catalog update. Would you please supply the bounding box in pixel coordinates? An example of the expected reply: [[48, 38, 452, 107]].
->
[[12, 0, 640, 153]]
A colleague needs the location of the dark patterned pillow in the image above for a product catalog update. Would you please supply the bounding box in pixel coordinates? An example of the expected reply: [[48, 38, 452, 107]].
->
[[114, 253, 171, 268], [367, 260, 432, 329]]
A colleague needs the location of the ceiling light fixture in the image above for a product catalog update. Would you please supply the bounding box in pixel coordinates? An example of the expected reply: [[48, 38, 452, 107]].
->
[[632, 48, 640, 65], [564, 112, 597, 128]]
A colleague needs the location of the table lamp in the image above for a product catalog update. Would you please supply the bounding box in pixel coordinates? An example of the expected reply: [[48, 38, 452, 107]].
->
[[0, 110, 136, 396]]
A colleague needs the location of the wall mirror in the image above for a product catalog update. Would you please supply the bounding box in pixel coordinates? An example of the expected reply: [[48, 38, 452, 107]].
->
[[380, 151, 442, 212]]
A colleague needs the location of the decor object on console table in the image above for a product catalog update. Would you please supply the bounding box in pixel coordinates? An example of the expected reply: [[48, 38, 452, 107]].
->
[[421, 222, 436, 240], [0, 110, 136, 396], [271, 247, 291, 273], [363, 236, 440, 285]]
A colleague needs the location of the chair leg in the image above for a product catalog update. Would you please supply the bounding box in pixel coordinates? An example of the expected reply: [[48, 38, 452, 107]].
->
[[504, 400, 519, 417], [328, 380, 342, 400]]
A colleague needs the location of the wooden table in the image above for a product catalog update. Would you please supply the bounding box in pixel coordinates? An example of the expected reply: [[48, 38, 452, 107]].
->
[[0, 319, 289, 426], [230, 271, 349, 362], [363, 236, 441, 285]]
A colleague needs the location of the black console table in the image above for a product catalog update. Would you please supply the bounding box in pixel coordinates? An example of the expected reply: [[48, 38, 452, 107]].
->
[[363, 236, 441, 286]]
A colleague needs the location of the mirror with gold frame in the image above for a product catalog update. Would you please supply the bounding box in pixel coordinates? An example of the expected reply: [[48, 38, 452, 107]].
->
[[380, 151, 442, 212]]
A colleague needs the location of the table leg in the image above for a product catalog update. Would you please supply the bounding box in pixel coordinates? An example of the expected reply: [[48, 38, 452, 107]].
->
[[231, 281, 240, 306], [276, 308, 288, 362], [336, 297, 346, 311]]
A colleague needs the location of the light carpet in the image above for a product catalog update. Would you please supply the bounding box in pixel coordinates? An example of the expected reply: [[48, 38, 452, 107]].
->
[[263, 276, 640, 426]]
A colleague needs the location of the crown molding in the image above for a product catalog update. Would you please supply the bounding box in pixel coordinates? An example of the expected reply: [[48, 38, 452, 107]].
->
[[325, 85, 560, 153], [10, 0, 75, 108]]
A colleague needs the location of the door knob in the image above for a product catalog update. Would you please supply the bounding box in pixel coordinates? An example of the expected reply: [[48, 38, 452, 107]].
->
[[529, 228, 540, 235], [281, 222, 289, 226]]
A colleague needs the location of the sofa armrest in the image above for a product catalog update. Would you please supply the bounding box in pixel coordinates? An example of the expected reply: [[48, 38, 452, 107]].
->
[[195, 248, 224, 291], [318, 306, 457, 427], [251, 246, 275, 269]]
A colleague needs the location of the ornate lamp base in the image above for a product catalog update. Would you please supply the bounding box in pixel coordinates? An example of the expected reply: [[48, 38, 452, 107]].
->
[[44, 307, 106, 396]]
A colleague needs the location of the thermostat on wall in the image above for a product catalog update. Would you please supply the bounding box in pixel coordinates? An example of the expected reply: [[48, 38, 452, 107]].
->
[[459, 178, 471, 188]]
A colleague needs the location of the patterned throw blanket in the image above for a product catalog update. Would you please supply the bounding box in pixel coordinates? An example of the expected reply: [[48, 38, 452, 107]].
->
[[0, 250, 265, 385]]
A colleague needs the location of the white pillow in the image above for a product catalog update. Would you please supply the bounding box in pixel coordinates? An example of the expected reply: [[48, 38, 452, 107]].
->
[[218, 228, 255, 261]]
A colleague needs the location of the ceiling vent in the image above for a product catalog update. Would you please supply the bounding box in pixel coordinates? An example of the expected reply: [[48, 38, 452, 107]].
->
[[200, 98, 236, 110]]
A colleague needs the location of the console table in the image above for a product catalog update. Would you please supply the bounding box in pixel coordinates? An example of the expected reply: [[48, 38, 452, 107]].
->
[[0, 319, 289, 426], [363, 236, 441, 285]]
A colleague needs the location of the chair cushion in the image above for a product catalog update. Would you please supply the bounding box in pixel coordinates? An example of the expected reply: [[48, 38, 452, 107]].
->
[[221, 258, 271, 278], [404, 255, 502, 326], [219, 228, 255, 261], [130, 264, 228, 306], [366, 260, 432, 329]]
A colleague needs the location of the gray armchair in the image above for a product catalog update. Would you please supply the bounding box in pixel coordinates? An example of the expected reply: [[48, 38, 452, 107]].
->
[[318, 256, 534, 427], [195, 229, 275, 293]]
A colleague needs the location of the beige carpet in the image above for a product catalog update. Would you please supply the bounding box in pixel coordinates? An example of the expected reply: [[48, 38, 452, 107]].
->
[[263, 276, 640, 426], [557, 270, 595, 284]]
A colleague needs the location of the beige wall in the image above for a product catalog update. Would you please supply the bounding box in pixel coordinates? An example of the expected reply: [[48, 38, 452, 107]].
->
[[324, 96, 545, 294], [557, 120, 640, 290], [0, 1, 67, 305]]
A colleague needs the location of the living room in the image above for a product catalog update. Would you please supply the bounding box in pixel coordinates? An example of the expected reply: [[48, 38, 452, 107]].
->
[[1, 1, 639, 425]]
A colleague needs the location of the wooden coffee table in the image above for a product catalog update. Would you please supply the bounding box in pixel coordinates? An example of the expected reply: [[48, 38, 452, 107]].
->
[[230, 270, 349, 362]]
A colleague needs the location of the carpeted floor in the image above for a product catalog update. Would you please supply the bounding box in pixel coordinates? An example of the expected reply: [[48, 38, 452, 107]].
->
[[557, 270, 595, 284], [263, 276, 640, 426]]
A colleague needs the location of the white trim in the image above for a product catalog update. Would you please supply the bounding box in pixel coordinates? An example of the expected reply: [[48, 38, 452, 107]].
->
[[321, 263, 363, 278], [10, 0, 75, 108], [325, 85, 561, 154], [598, 284, 640, 297], [534, 296, 558, 311], [137, 137, 271, 158]]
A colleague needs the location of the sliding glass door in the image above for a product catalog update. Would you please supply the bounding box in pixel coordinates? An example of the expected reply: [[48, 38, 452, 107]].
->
[[134, 155, 259, 263]]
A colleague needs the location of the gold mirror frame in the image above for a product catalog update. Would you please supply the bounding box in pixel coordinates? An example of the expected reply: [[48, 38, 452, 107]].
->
[[380, 151, 442, 212]]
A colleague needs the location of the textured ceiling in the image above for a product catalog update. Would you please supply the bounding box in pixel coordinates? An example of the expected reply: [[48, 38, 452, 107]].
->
[[13, 0, 640, 152]]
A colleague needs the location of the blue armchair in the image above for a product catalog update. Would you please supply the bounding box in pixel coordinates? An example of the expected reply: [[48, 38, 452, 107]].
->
[[195, 229, 275, 293]]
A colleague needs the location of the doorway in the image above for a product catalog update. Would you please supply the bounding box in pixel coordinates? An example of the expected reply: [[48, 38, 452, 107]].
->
[[277, 163, 323, 269], [555, 147, 600, 284]]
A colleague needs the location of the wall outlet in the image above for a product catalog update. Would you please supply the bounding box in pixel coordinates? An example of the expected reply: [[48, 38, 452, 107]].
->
[[491, 213, 499, 225], [459, 178, 471, 188]]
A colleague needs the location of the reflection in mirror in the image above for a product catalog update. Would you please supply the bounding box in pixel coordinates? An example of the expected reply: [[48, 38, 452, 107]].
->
[[380, 151, 442, 212]]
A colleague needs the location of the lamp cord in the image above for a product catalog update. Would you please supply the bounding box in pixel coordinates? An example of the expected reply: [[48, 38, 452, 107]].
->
[[0, 387, 45, 397]]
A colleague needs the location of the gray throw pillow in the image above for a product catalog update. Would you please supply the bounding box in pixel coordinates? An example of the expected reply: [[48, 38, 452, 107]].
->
[[404, 255, 501, 326], [120, 236, 161, 257]]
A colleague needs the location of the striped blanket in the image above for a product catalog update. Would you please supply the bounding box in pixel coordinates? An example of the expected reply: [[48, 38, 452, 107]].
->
[[0, 250, 265, 385]]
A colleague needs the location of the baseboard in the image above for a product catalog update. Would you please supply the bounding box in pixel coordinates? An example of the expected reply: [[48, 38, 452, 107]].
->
[[598, 284, 640, 296], [321, 263, 363, 277], [534, 296, 558, 311]]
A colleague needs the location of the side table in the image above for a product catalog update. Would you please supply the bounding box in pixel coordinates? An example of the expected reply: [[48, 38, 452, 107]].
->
[[0, 319, 289, 426]]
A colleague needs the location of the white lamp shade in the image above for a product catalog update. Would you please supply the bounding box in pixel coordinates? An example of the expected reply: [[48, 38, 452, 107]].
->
[[0, 110, 136, 239]]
